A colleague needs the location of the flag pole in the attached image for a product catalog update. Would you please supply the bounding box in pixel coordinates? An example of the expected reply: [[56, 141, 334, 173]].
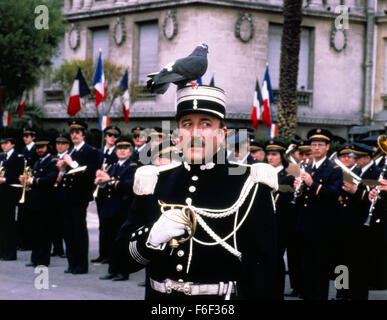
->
[[99, 48, 105, 151]]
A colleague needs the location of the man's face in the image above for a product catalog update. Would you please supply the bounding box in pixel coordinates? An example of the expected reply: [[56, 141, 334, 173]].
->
[[299, 151, 313, 165], [36, 145, 48, 157], [356, 155, 371, 169], [56, 142, 69, 154], [251, 150, 266, 161], [1, 141, 14, 153], [292, 150, 300, 163], [178, 113, 226, 164], [132, 134, 147, 148], [115, 147, 132, 161], [267, 151, 282, 168], [339, 154, 355, 168], [70, 129, 85, 145], [23, 134, 34, 145], [310, 140, 330, 161], [104, 133, 118, 147], [154, 157, 173, 167]]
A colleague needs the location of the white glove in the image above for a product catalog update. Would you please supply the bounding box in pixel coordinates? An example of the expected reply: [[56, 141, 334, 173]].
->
[[147, 209, 189, 250]]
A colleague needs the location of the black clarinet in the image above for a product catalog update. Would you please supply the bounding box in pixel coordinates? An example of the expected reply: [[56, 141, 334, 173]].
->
[[364, 159, 387, 226]]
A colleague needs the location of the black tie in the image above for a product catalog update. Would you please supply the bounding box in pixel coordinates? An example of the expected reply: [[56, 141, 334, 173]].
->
[[311, 165, 317, 174]]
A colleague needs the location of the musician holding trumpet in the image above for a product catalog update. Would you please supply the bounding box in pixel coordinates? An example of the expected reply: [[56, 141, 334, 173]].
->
[[18, 138, 58, 267], [0, 137, 24, 261]]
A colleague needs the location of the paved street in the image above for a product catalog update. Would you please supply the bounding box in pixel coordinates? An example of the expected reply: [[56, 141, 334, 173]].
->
[[1, 201, 387, 300]]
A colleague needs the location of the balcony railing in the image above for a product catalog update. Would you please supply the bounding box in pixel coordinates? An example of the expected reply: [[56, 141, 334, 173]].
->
[[272, 89, 313, 108]]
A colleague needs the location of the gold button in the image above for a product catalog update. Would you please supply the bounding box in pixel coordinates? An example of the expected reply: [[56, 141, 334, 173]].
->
[[192, 176, 198, 181], [305, 196, 308, 199], [108, 195, 111, 198], [185, 198, 192, 205], [178, 279, 184, 282], [343, 204, 347, 207], [189, 186, 196, 193], [177, 250, 184, 257], [63, 184, 66, 187], [176, 264, 183, 272], [345, 197, 349, 200], [307, 188, 310, 191], [320, 179, 323, 182], [304, 204, 307, 207]]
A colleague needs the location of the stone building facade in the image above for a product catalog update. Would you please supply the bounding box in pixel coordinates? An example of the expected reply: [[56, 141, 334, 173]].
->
[[32, 0, 387, 140]]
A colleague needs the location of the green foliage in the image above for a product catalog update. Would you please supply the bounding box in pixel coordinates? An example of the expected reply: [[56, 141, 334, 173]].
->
[[0, 0, 65, 103], [7, 101, 45, 129]]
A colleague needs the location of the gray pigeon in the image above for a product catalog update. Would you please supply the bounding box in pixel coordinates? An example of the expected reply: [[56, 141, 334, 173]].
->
[[147, 43, 208, 94]]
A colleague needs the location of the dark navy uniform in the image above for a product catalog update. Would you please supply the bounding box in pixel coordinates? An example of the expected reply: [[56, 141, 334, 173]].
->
[[99, 153, 137, 279], [25, 140, 58, 267], [93, 126, 120, 263], [296, 129, 343, 300], [117, 85, 279, 300], [60, 120, 100, 274], [0, 141, 24, 260]]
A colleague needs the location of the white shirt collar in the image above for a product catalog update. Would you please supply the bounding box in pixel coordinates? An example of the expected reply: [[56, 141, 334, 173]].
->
[[137, 144, 146, 152], [74, 141, 85, 151], [118, 159, 129, 166], [104, 146, 115, 155], [361, 160, 374, 176], [39, 153, 51, 163], [6, 148, 14, 159], [26, 142, 35, 151], [312, 157, 326, 169], [274, 165, 284, 174]]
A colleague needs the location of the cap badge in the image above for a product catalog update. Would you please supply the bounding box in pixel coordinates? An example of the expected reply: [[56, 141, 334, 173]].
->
[[317, 129, 321, 133], [193, 99, 198, 110]]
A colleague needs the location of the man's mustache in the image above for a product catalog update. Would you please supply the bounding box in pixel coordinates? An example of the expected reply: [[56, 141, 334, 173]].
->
[[186, 138, 205, 148]]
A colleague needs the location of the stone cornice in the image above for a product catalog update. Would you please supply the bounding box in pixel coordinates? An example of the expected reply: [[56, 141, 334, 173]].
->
[[65, 0, 366, 23]]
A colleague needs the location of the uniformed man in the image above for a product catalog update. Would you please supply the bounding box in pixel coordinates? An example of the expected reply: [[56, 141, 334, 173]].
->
[[20, 138, 58, 267], [91, 125, 120, 264], [249, 141, 265, 162], [57, 119, 100, 274], [0, 137, 24, 261], [17, 127, 38, 251], [351, 143, 385, 290], [297, 140, 313, 166], [265, 139, 295, 299], [227, 132, 257, 164], [332, 144, 370, 300], [117, 85, 279, 300], [50, 133, 71, 258], [130, 127, 147, 165], [97, 138, 137, 281], [294, 128, 343, 300]]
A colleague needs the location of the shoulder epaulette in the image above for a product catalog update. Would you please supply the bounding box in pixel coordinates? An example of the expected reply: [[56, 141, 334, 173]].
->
[[250, 162, 279, 191], [133, 162, 182, 195], [130, 162, 138, 167]]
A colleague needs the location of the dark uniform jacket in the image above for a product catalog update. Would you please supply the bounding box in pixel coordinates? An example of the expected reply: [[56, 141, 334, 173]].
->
[[25, 154, 58, 210], [296, 158, 343, 233], [99, 159, 137, 219], [0, 150, 24, 204], [120, 160, 279, 300], [98, 147, 118, 167], [274, 168, 296, 234], [59, 143, 100, 204], [21, 145, 38, 167]]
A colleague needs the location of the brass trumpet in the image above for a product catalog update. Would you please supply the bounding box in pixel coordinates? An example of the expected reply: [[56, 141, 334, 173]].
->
[[19, 161, 33, 204]]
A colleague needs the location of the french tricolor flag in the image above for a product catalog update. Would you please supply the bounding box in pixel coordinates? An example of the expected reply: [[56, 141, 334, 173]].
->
[[269, 123, 278, 138], [1, 111, 11, 127], [93, 51, 106, 108], [99, 115, 110, 131], [118, 69, 130, 123], [67, 68, 90, 117], [250, 78, 263, 130], [18, 91, 27, 118], [261, 65, 275, 128]]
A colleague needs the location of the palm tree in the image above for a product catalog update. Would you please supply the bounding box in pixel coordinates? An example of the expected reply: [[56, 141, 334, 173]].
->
[[277, 0, 303, 140]]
